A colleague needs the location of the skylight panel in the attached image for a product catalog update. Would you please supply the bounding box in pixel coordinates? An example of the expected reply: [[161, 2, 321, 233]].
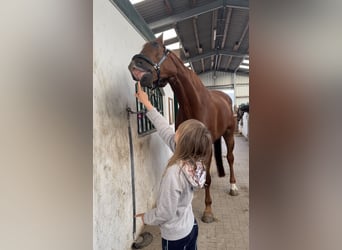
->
[[165, 42, 180, 50], [239, 65, 249, 69], [130, 0, 145, 5], [155, 28, 177, 40]]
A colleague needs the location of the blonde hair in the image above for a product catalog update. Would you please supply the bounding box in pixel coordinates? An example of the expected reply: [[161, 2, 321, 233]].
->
[[167, 119, 212, 168]]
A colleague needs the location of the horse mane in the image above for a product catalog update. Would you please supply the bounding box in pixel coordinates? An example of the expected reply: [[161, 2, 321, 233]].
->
[[167, 51, 207, 90], [168, 50, 185, 64]]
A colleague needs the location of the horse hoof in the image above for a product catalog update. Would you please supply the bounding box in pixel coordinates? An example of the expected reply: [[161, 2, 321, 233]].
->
[[201, 213, 214, 223], [229, 189, 239, 196]]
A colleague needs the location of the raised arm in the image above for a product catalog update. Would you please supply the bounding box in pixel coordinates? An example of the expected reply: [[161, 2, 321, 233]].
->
[[135, 82, 176, 152]]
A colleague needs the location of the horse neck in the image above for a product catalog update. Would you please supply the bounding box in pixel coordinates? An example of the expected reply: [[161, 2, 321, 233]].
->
[[167, 54, 208, 115]]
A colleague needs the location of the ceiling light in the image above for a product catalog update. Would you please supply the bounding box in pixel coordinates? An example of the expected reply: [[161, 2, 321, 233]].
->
[[242, 59, 249, 64]]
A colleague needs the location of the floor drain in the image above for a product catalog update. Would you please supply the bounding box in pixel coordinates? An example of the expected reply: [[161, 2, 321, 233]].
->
[[131, 232, 153, 249]]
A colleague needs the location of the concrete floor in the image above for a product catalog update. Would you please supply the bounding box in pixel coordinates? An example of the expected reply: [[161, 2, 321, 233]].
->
[[136, 134, 249, 250]]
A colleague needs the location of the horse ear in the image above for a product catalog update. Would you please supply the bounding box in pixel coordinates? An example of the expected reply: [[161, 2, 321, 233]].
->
[[156, 33, 164, 45]]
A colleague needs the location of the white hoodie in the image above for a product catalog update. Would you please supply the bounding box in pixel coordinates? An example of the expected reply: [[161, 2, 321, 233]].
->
[[144, 108, 205, 241]]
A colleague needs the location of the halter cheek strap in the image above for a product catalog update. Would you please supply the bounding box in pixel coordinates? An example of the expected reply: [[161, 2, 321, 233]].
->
[[155, 49, 170, 71]]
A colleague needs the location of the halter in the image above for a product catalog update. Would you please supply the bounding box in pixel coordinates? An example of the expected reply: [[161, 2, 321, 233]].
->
[[132, 49, 170, 90]]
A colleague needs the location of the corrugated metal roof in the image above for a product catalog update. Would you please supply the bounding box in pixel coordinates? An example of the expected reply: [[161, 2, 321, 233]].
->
[[130, 0, 249, 75]]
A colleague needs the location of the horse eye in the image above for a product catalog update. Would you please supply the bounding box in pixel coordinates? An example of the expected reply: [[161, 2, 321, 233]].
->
[[151, 41, 159, 48]]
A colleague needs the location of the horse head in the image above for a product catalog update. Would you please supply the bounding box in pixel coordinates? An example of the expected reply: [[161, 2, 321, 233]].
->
[[237, 103, 249, 122], [128, 34, 177, 89]]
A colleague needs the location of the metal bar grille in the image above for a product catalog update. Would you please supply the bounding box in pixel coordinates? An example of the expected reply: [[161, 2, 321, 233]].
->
[[136, 86, 164, 135]]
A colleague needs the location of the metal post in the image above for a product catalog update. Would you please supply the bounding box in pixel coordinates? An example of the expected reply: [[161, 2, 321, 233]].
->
[[126, 107, 146, 240], [126, 107, 136, 240]]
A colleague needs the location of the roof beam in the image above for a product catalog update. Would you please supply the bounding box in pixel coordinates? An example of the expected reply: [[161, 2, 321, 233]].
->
[[149, 0, 249, 30], [109, 0, 155, 41], [224, 56, 233, 71], [192, 17, 202, 54], [221, 7, 233, 48], [233, 22, 249, 72], [174, 26, 195, 70], [186, 49, 247, 63], [189, 0, 197, 8], [164, 0, 173, 15], [235, 22, 249, 50], [211, 10, 218, 50], [163, 37, 179, 46], [215, 7, 233, 72], [211, 10, 218, 70], [206, 84, 234, 89], [224, 20, 248, 71], [196, 69, 248, 76]]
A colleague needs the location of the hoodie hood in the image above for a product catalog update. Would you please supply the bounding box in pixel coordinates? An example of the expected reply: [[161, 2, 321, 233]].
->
[[181, 161, 206, 190]]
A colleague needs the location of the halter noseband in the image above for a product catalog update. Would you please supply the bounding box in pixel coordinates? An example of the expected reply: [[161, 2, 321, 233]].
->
[[132, 49, 170, 89]]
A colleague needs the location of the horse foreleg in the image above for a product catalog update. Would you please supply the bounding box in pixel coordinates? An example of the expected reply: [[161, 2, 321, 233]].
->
[[224, 130, 239, 196], [202, 169, 214, 223]]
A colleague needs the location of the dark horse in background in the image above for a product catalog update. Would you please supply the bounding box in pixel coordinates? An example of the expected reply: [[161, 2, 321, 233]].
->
[[128, 35, 238, 223], [237, 103, 249, 124]]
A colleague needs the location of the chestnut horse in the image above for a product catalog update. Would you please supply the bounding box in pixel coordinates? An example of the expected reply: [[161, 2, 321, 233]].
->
[[128, 35, 238, 223]]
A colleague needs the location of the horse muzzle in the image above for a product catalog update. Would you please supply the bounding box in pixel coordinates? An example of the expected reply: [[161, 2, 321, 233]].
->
[[129, 64, 155, 88], [139, 72, 154, 88]]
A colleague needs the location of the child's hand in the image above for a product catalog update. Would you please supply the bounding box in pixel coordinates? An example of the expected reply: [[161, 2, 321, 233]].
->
[[135, 82, 153, 110], [135, 213, 145, 224]]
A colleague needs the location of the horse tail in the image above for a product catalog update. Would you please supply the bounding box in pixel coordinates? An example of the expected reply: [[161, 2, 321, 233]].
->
[[214, 138, 226, 177]]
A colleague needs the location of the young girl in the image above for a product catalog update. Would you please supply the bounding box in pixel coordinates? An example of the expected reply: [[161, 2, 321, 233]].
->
[[135, 82, 212, 250]]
